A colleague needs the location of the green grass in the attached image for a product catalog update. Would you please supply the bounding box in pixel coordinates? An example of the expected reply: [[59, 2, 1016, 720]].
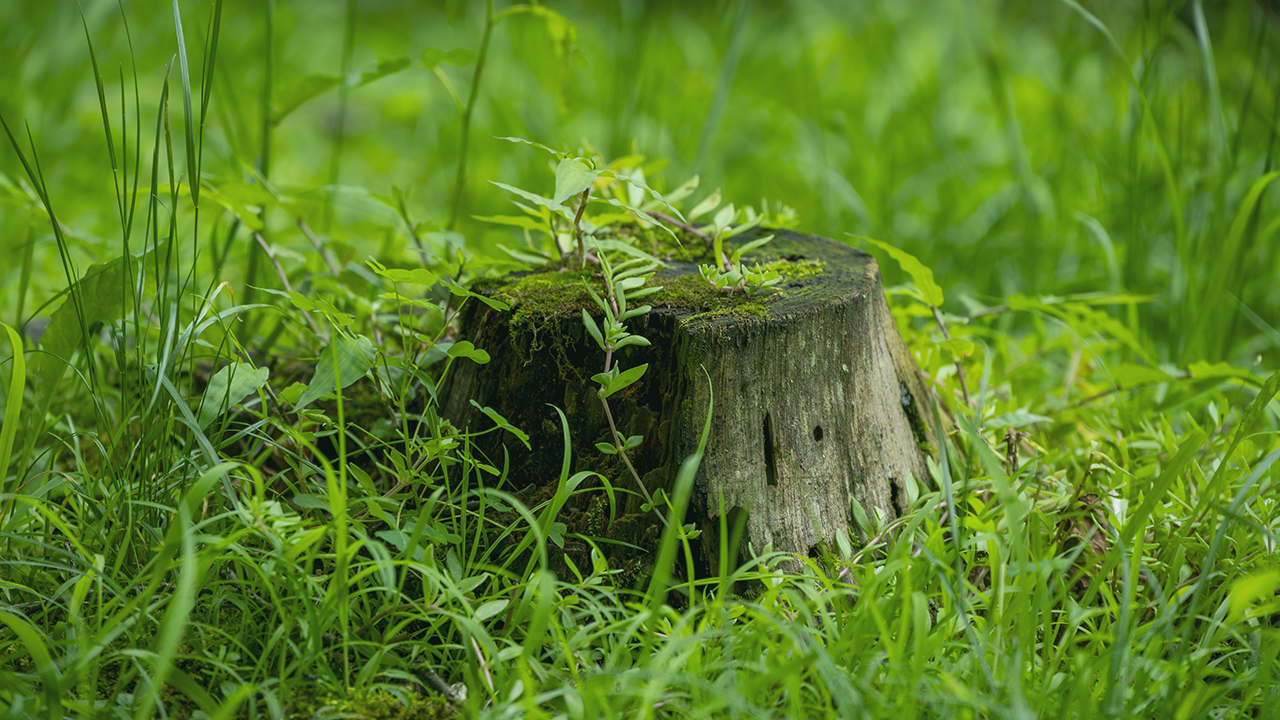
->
[[2, 1, 1280, 718]]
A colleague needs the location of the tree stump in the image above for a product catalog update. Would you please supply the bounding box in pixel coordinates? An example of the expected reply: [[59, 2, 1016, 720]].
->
[[439, 229, 939, 572]]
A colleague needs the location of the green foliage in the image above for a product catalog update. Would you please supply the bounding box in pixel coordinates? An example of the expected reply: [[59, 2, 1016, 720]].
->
[[859, 235, 945, 307], [1, 1, 1280, 719]]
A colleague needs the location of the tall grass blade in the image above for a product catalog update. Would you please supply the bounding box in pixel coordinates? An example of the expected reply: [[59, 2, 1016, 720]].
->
[[171, 0, 199, 208], [0, 611, 62, 718], [132, 467, 225, 720], [0, 323, 24, 484]]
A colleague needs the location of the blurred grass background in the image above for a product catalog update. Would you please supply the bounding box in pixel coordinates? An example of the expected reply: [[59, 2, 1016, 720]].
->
[[2, 0, 1278, 366]]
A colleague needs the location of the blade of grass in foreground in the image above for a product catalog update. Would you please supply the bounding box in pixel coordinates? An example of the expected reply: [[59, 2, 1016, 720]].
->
[[0, 323, 24, 483]]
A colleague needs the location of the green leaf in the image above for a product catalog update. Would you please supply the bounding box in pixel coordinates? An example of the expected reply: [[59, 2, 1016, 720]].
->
[[202, 181, 273, 230], [590, 238, 668, 267], [359, 56, 412, 85], [986, 410, 1051, 429], [295, 334, 376, 410], [490, 180, 573, 219], [724, 214, 763, 239], [469, 400, 531, 449], [280, 381, 307, 405], [473, 599, 509, 622], [294, 494, 329, 510], [421, 47, 477, 69], [663, 174, 700, 204], [445, 340, 490, 365], [369, 263, 440, 287], [1006, 294, 1155, 365], [473, 214, 548, 232], [734, 233, 775, 257], [271, 73, 340, 125], [492, 136, 566, 157], [857, 236, 945, 307], [197, 363, 269, 429], [603, 363, 648, 398], [496, 243, 552, 265], [0, 323, 25, 484], [688, 189, 721, 221], [1188, 361, 1259, 385], [851, 498, 872, 535], [938, 337, 975, 359], [33, 248, 155, 415], [0, 611, 61, 717], [1111, 363, 1175, 387], [439, 277, 511, 311], [713, 203, 737, 233], [1120, 429, 1206, 546], [1193, 369, 1280, 518], [582, 310, 605, 351], [600, 168, 687, 221], [553, 158, 598, 206], [1206, 171, 1280, 303], [1228, 570, 1280, 625], [288, 291, 352, 326], [272, 56, 412, 126], [613, 335, 651, 350], [594, 442, 618, 455]]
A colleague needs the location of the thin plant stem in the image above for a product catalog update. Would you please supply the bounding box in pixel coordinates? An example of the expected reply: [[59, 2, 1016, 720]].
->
[[446, 0, 495, 231], [645, 210, 709, 242], [595, 277, 669, 528], [297, 219, 341, 275], [932, 304, 972, 408], [573, 188, 590, 266], [325, 0, 358, 232], [253, 231, 323, 338]]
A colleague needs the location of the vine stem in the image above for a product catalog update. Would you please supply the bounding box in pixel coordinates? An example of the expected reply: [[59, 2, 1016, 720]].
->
[[599, 393, 669, 529], [598, 305, 669, 528], [573, 188, 590, 267], [645, 210, 709, 242]]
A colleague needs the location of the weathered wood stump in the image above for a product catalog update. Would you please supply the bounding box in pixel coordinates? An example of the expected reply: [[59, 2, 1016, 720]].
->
[[440, 229, 938, 572]]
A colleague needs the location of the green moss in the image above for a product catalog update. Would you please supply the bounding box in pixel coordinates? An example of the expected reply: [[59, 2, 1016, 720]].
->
[[490, 268, 598, 330], [762, 258, 826, 281], [481, 253, 825, 333], [637, 225, 713, 262], [652, 274, 720, 306], [682, 302, 768, 325], [899, 381, 936, 458]]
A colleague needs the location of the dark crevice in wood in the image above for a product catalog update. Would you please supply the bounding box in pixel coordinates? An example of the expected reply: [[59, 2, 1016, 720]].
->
[[763, 412, 779, 487]]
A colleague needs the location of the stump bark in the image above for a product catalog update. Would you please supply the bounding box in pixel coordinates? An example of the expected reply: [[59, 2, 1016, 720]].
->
[[440, 229, 938, 572]]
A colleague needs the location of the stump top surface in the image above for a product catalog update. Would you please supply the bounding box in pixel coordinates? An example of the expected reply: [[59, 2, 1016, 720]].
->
[[485, 229, 880, 332]]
